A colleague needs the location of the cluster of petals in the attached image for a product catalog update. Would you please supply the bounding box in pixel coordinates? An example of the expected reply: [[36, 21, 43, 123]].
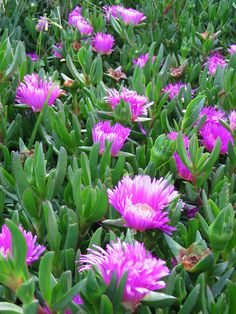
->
[[168, 132, 193, 181], [91, 32, 115, 55], [26, 52, 39, 62], [228, 44, 236, 55], [163, 82, 188, 100], [104, 5, 146, 25], [132, 53, 156, 68], [0, 224, 45, 265], [198, 107, 233, 154], [108, 175, 178, 233], [68, 6, 93, 35], [105, 88, 149, 121], [206, 53, 227, 75], [15, 73, 62, 112], [92, 120, 130, 156], [79, 239, 169, 307]]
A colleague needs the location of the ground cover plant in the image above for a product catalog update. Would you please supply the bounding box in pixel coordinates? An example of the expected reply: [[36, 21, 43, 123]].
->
[[0, 0, 236, 313]]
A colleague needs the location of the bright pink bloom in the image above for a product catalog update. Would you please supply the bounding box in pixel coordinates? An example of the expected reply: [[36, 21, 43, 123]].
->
[[200, 122, 233, 154], [105, 88, 150, 121], [0, 224, 45, 265], [15, 73, 62, 112], [108, 175, 178, 233], [132, 53, 156, 68], [206, 53, 227, 75], [92, 121, 130, 156], [26, 52, 39, 62], [79, 240, 169, 308], [91, 33, 114, 55], [52, 42, 63, 59], [199, 107, 226, 124], [229, 111, 236, 131], [168, 132, 189, 148], [68, 6, 82, 26], [75, 18, 93, 35], [163, 82, 188, 100], [104, 5, 146, 25], [228, 45, 236, 55]]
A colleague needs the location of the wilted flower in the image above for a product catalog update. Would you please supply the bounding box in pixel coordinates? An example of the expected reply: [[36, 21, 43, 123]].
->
[[26, 52, 39, 62], [185, 206, 199, 219], [79, 240, 169, 309], [36, 16, 49, 32], [52, 42, 63, 59], [104, 5, 146, 25], [132, 53, 156, 68], [105, 88, 150, 121], [68, 6, 82, 26], [72, 41, 81, 51], [228, 44, 236, 55], [108, 175, 179, 233], [200, 122, 233, 154], [206, 53, 227, 75], [170, 63, 187, 78], [92, 121, 130, 156], [91, 33, 115, 55], [107, 66, 127, 81], [15, 73, 62, 112], [163, 82, 188, 100], [229, 111, 236, 131], [0, 224, 45, 265]]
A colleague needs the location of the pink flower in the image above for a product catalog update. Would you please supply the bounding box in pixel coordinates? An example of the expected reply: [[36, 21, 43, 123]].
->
[[105, 88, 150, 121], [26, 52, 39, 62], [163, 82, 188, 100], [91, 33, 115, 55], [228, 45, 236, 55], [0, 224, 45, 265], [92, 121, 130, 156], [79, 240, 169, 309], [36, 16, 49, 32], [68, 6, 82, 26], [45, 294, 83, 314], [75, 18, 93, 35], [132, 53, 156, 68], [52, 42, 63, 59], [168, 132, 189, 148], [108, 175, 179, 233], [229, 111, 236, 131], [104, 5, 146, 25], [200, 122, 233, 154], [198, 107, 226, 124], [206, 53, 227, 75], [15, 73, 62, 112]]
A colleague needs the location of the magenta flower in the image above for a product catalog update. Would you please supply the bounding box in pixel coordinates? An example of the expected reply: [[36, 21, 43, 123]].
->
[[68, 6, 82, 26], [92, 121, 130, 156], [79, 240, 169, 309], [163, 82, 188, 100], [200, 122, 233, 154], [0, 224, 45, 265], [36, 16, 49, 32], [64, 295, 83, 314], [75, 18, 93, 35], [91, 33, 115, 55], [52, 42, 63, 59], [132, 53, 156, 68], [206, 53, 227, 75], [15, 73, 62, 112], [26, 52, 39, 62], [108, 175, 179, 233], [229, 111, 236, 131], [228, 44, 236, 55], [168, 132, 192, 181], [198, 107, 226, 124], [104, 5, 146, 25], [105, 88, 150, 121]]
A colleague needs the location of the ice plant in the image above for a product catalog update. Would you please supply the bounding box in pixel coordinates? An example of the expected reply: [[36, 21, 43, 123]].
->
[[168, 132, 193, 181], [52, 42, 63, 59], [0, 224, 45, 265], [228, 44, 236, 55], [26, 52, 39, 62], [206, 53, 227, 75], [79, 240, 169, 310], [108, 175, 178, 233], [104, 5, 146, 25], [200, 122, 233, 154], [132, 53, 156, 68], [91, 33, 114, 55], [163, 82, 188, 100], [15, 73, 62, 112], [36, 16, 49, 32], [92, 121, 130, 156], [198, 107, 226, 124], [229, 111, 236, 131], [185, 206, 199, 219], [68, 6, 82, 26], [68, 6, 93, 35], [105, 88, 150, 121]]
